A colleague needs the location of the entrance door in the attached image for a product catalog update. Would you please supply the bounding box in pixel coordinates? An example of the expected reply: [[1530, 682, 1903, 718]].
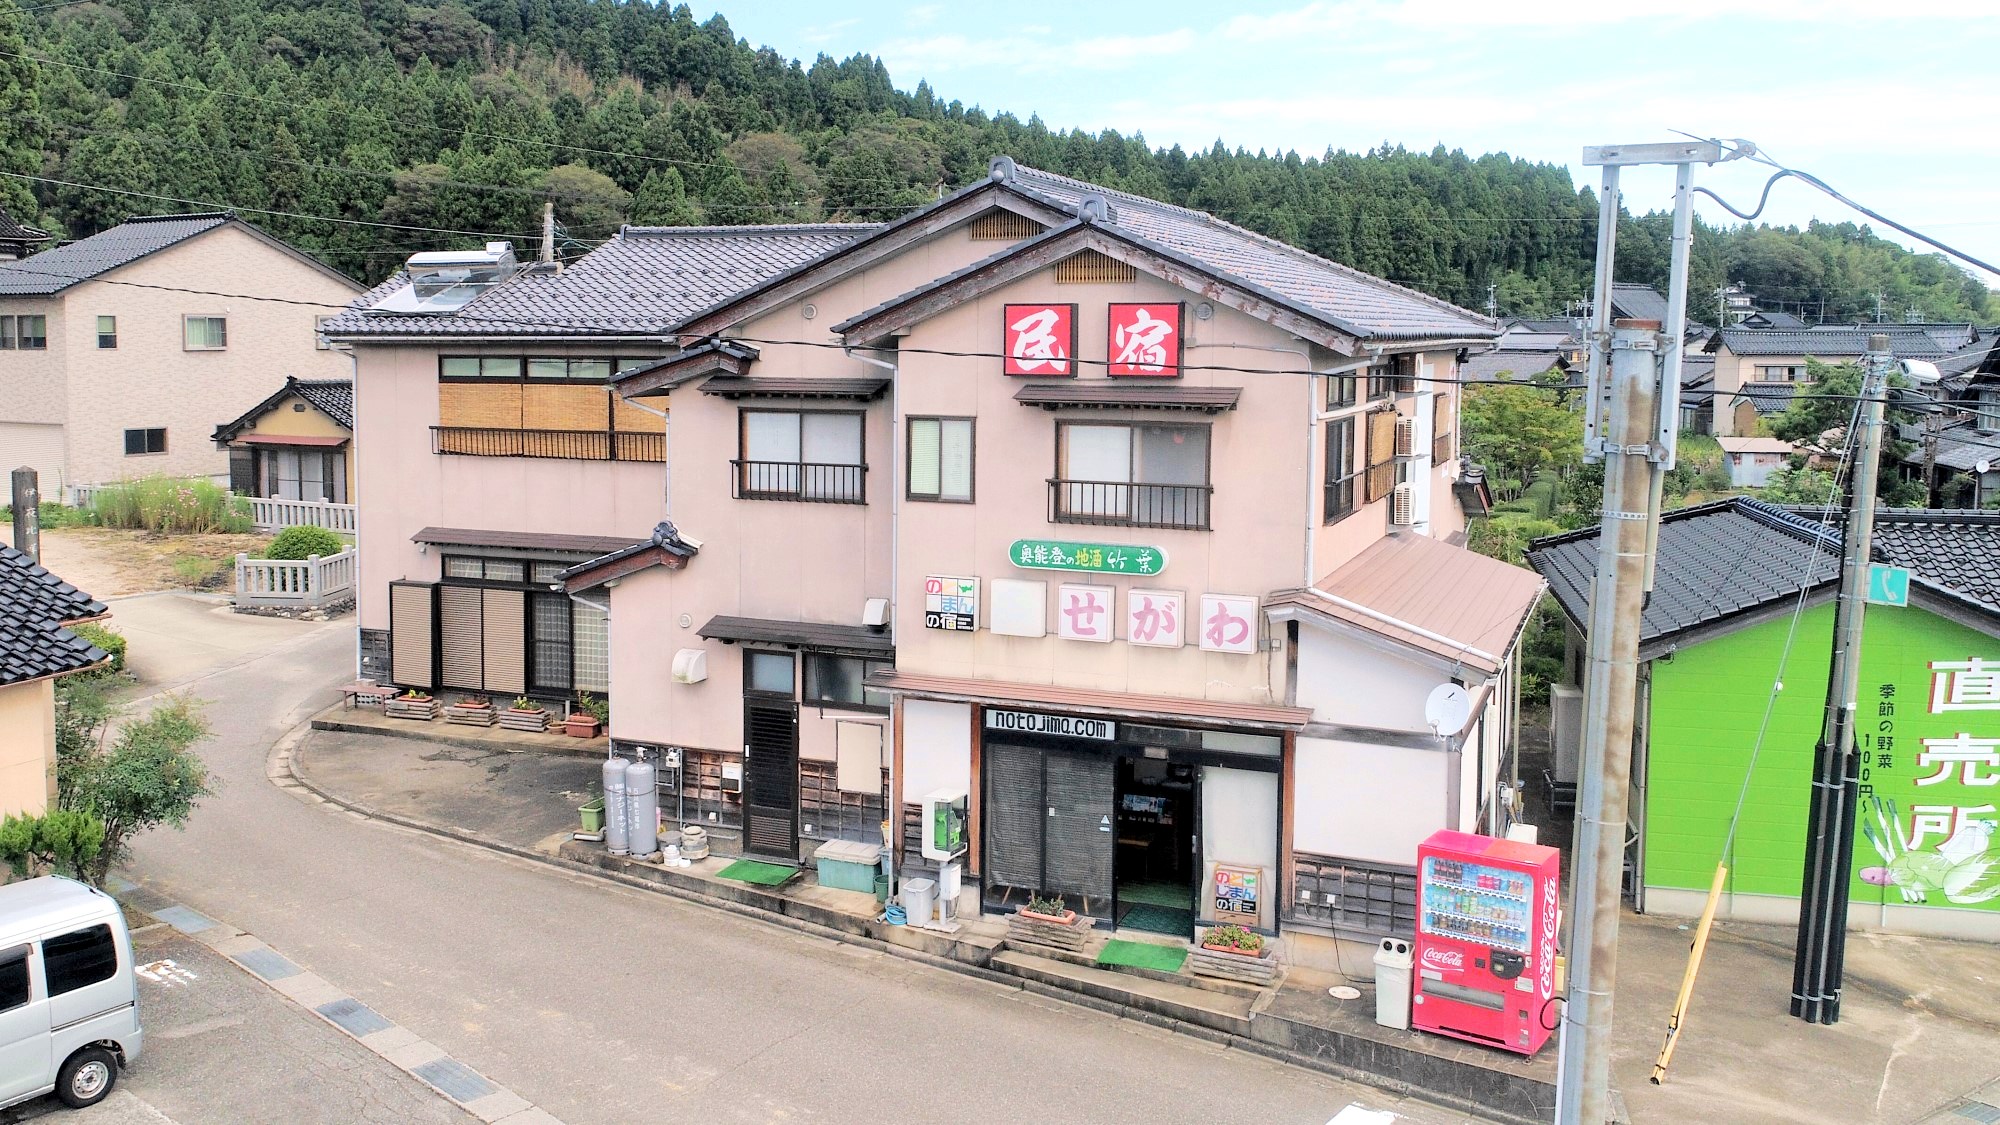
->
[[1113, 757, 1198, 937], [743, 701, 799, 862], [981, 742, 1114, 918]]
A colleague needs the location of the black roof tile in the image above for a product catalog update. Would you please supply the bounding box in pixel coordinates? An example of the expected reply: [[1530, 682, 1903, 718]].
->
[[0, 213, 233, 296], [0, 546, 107, 685]]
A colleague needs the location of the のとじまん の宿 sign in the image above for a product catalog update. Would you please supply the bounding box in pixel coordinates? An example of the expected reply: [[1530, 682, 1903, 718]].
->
[[1010, 539, 1166, 576], [924, 575, 979, 631]]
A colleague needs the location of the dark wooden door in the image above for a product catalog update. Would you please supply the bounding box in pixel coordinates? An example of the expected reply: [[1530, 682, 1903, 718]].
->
[[743, 701, 799, 862]]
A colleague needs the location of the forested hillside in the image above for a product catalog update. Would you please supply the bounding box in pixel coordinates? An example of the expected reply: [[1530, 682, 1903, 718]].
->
[[2, 0, 1991, 322]]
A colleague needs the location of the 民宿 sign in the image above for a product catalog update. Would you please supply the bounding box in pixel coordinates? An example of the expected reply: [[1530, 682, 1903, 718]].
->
[[1010, 539, 1166, 576]]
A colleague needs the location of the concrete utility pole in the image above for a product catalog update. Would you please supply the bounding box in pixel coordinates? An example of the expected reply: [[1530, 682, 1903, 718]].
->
[[541, 201, 556, 265], [9, 467, 38, 562], [1790, 334, 1892, 1025], [1560, 139, 1720, 1125]]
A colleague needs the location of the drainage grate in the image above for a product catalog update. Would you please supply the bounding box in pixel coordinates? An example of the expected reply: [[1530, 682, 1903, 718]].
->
[[232, 948, 301, 981], [411, 1058, 497, 1104], [1954, 1103, 2000, 1124], [151, 906, 217, 934], [315, 997, 391, 1037]]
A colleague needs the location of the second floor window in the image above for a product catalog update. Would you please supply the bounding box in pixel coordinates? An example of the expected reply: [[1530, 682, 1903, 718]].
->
[[96, 316, 116, 349], [124, 427, 167, 455], [737, 409, 865, 503], [0, 315, 46, 350], [907, 417, 973, 502], [1324, 417, 1358, 523], [1053, 421, 1210, 530], [1326, 370, 1358, 410], [184, 315, 227, 350]]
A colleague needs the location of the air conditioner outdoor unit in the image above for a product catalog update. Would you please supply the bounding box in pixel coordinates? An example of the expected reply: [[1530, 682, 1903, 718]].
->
[[1391, 482, 1414, 526], [1395, 416, 1416, 457]]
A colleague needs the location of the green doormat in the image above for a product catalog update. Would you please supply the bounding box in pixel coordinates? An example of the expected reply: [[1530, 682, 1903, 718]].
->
[[1118, 882, 1193, 909], [716, 860, 798, 886], [1118, 902, 1194, 936], [1097, 939, 1188, 974]]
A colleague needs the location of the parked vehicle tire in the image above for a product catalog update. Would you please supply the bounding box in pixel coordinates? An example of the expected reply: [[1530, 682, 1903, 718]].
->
[[56, 1046, 117, 1108]]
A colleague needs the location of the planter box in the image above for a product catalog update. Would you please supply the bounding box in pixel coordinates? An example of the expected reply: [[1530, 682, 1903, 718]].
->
[[384, 697, 439, 721], [1190, 941, 1280, 985], [499, 708, 550, 733], [447, 702, 496, 727], [564, 716, 602, 739], [579, 798, 605, 832], [1006, 908, 1091, 953]]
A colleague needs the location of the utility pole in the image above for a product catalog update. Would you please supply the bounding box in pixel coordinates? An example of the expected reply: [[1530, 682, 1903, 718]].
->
[[541, 201, 556, 265], [1486, 283, 1498, 319], [1790, 334, 1891, 1025], [1560, 139, 1721, 1125]]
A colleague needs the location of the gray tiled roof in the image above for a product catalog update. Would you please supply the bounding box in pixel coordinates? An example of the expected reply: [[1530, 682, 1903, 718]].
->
[[1935, 338, 1997, 380], [1896, 421, 1996, 473], [1609, 283, 1668, 323], [291, 380, 353, 430], [1004, 166, 1495, 342], [1526, 499, 1842, 648], [1529, 498, 2000, 647], [0, 546, 107, 685], [0, 213, 233, 296], [1679, 355, 1716, 388], [321, 224, 876, 339], [1462, 351, 1564, 383], [1734, 382, 1799, 414], [1739, 310, 1808, 329], [0, 207, 49, 244], [1715, 327, 1949, 359], [1807, 322, 1980, 352]]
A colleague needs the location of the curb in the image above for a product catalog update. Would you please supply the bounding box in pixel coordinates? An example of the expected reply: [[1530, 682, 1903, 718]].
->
[[281, 725, 1521, 1124], [111, 869, 562, 1125], [308, 712, 610, 759]]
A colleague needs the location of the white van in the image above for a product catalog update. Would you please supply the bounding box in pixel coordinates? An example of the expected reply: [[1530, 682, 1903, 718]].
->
[[0, 877, 143, 1110]]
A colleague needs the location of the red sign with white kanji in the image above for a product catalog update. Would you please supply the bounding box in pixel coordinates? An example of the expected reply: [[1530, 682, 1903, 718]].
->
[[1003, 303, 1076, 376], [1107, 302, 1183, 377]]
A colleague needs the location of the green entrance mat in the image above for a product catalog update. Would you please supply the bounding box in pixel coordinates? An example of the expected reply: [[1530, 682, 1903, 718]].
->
[[715, 860, 798, 887], [1097, 939, 1188, 974], [1118, 882, 1192, 909], [1118, 902, 1194, 936]]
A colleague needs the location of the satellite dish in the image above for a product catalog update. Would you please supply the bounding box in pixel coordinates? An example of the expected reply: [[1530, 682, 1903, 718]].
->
[[1425, 683, 1473, 735], [1979, 460, 1992, 476]]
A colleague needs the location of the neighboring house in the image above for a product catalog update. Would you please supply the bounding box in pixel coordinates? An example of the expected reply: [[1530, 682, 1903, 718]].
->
[[329, 158, 1537, 969], [1527, 498, 2000, 941], [0, 212, 364, 496], [1461, 350, 1567, 385], [0, 207, 52, 262], [1736, 309, 1808, 330], [0, 546, 107, 818], [1715, 435, 1796, 487], [1900, 338, 2000, 505], [1706, 326, 1949, 436], [212, 378, 355, 504]]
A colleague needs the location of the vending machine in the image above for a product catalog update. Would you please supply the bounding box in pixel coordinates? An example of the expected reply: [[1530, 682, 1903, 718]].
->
[[1412, 828, 1561, 1056]]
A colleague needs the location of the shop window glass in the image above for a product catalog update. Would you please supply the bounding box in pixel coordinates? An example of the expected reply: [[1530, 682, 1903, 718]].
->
[[805, 655, 891, 710], [572, 600, 609, 694]]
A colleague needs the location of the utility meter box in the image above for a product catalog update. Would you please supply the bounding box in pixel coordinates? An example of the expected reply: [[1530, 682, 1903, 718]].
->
[[921, 788, 968, 861]]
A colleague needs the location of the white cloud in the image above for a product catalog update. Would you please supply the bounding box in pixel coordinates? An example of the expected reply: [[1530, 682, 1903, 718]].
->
[[905, 4, 943, 27], [1224, 0, 2000, 38], [880, 28, 1197, 75], [801, 17, 861, 46]]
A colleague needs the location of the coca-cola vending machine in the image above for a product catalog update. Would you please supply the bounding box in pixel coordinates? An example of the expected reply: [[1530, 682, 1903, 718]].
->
[[1412, 828, 1560, 1056]]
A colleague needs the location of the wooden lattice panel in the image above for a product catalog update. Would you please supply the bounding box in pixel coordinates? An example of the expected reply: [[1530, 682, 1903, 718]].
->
[[969, 210, 1045, 241], [1055, 249, 1137, 284]]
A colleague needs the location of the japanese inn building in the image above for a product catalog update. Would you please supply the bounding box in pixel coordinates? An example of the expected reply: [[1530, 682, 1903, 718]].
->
[[322, 158, 1543, 969]]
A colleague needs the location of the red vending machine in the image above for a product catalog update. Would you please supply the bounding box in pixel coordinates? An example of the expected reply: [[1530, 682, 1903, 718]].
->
[[1412, 828, 1561, 1056]]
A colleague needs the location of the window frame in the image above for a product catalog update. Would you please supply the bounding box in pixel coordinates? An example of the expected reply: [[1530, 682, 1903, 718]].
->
[[803, 652, 893, 713], [1054, 419, 1213, 489], [439, 355, 639, 384], [438, 553, 608, 701], [905, 415, 975, 503], [0, 944, 28, 1013], [1323, 416, 1359, 524], [1365, 361, 1392, 402], [1325, 371, 1358, 410], [14, 314, 45, 350], [735, 407, 868, 504], [123, 427, 167, 456], [0, 316, 13, 349], [743, 650, 797, 699], [95, 315, 116, 349], [1051, 419, 1213, 530], [182, 315, 227, 351]]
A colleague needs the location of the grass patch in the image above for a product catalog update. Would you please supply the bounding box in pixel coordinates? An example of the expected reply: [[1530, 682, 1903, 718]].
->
[[88, 477, 253, 534]]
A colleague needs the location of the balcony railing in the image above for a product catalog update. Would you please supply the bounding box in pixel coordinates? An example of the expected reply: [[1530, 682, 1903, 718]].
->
[[732, 459, 866, 504], [431, 426, 665, 462], [1048, 478, 1211, 531]]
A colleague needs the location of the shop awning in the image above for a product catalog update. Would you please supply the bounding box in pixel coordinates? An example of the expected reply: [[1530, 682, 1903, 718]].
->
[[412, 527, 642, 556], [865, 670, 1310, 732], [698, 614, 893, 656], [233, 434, 347, 447], [698, 376, 890, 401], [1013, 384, 1242, 413]]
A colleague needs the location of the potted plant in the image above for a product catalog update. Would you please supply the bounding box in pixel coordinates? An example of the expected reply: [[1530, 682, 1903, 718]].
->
[[1019, 892, 1076, 927], [1005, 891, 1089, 952], [385, 689, 438, 721], [1198, 923, 1265, 958], [500, 695, 550, 733], [447, 693, 496, 727], [1191, 923, 1279, 984], [579, 794, 606, 833], [565, 690, 608, 738]]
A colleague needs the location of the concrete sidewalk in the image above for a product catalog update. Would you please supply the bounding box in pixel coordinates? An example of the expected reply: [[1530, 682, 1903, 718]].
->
[[296, 721, 2000, 1124]]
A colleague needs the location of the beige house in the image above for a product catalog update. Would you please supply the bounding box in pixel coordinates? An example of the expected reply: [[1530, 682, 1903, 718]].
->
[[0, 213, 363, 496], [0, 546, 108, 819], [211, 378, 355, 504], [1707, 325, 1949, 436], [328, 161, 1543, 971]]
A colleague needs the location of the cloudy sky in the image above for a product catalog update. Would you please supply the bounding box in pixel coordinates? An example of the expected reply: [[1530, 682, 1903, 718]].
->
[[715, 1, 2000, 284]]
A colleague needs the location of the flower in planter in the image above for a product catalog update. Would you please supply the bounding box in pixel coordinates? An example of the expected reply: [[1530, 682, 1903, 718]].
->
[[1201, 923, 1263, 953], [1026, 893, 1068, 917], [510, 696, 541, 713]]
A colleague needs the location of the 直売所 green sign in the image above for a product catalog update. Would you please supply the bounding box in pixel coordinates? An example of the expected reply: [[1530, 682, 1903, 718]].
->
[[1010, 538, 1166, 576]]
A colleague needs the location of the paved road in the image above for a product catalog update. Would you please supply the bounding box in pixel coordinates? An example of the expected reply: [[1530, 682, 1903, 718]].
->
[[107, 600, 1463, 1125]]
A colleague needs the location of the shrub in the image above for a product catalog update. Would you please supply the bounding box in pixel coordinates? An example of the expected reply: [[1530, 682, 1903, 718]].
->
[[89, 476, 252, 534], [264, 525, 344, 560], [58, 693, 216, 884], [69, 622, 126, 676], [0, 501, 93, 529], [0, 810, 105, 880]]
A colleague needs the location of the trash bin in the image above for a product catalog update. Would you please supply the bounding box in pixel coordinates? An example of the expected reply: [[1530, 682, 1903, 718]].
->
[[1373, 938, 1413, 1030], [902, 877, 936, 926]]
